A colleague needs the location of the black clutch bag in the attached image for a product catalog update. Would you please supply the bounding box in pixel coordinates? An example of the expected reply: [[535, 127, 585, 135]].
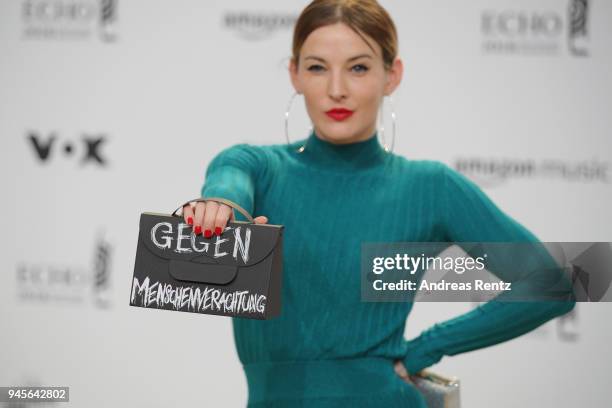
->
[[129, 197, 284, 319]]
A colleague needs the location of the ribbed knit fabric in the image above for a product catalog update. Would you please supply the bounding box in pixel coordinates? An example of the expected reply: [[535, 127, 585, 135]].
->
[[200, 130, 576, 407]]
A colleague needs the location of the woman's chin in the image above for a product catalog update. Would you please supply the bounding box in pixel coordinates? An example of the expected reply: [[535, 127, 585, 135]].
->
[[317, 125, 358, 144]]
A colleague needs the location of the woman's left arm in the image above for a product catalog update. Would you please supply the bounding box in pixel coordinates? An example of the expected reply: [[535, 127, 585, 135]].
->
[[402, 163, 576, 375]]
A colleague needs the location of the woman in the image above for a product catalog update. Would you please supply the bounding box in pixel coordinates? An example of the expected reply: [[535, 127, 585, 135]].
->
[[182, 1, 576, 406]]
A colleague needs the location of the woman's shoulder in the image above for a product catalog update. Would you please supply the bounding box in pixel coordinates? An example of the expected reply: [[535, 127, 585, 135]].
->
[[391, 154, 448, 178], [208, 140, 289, 176], [217, 140, 288, 154]]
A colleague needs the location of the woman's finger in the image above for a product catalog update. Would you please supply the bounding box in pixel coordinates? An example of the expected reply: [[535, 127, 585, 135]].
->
[[394, 360, 407, 376], [193, 201, 206, 235], [183, 203, 195, 226], [202, 201, 219, 238], [254, 215, 268, 224], [214, 204, 233, 236], [394, 360, 412, 382]]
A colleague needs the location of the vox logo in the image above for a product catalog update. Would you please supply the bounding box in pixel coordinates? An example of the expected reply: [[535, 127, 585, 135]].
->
[[26, 131, 109, 167]]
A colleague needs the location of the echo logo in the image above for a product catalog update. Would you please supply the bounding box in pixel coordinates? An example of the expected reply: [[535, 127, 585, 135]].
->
[[27, 131, 109, 166], [21, 0, 119, 43], [481, 11, 563, 37], [16, 232, 113, 308], [22, 0, 97, 22], [480, 0, 590, 57], [568, 0, 589, 56]]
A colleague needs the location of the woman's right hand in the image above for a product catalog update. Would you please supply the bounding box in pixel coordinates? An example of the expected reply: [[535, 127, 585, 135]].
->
[[394, 359, 417, 384], [182, 200, 268, 237]]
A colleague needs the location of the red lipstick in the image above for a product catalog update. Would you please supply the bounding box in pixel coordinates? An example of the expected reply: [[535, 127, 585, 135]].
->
[[325, 108, 354, 121]]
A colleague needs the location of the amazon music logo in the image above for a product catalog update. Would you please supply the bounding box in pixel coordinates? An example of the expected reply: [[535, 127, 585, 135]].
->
[[26, 130, 109, 167], [223, 11, 297, 41], [454, 157, 609, 187]]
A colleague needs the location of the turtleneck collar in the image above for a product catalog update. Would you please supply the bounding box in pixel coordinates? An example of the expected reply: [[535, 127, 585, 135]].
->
[[291, 129, 389, 171]]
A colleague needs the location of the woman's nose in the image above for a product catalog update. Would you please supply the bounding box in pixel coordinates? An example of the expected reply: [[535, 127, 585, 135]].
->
[[327, 70, 348, 101]]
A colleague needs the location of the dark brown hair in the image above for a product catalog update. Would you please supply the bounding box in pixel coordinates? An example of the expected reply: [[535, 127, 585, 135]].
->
[[292, 0, 398, 71]]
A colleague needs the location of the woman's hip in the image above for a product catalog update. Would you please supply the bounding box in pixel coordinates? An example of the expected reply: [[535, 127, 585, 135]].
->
[[243, 356, 427, 407]]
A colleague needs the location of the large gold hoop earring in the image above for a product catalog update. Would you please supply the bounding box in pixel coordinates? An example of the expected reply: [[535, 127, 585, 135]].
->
[[285, 91, 313, 153], [377, 95, 396, 153]]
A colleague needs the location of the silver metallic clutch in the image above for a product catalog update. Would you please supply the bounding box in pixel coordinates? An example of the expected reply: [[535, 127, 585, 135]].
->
[[411, 370, 461, 408]]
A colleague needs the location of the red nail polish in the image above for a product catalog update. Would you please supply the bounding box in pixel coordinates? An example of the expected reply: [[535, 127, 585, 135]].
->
[[204, 229, 212, 238], [215, 227, 222, 236], [187, 217, 193, 225], [194, 225, 202, 235]]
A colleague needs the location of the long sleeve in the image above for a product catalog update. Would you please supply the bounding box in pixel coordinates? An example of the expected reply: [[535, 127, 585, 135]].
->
[[200, 143, 267, 221], [403, 162, 576, 375]]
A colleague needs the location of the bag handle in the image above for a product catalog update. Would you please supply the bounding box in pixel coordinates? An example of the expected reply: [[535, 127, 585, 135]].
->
[[171, 197, 255, 224]]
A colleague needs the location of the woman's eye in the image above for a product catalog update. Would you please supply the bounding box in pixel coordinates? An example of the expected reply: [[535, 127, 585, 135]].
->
[[306, 64, 368, 73], [352, 64, 369, 73], [307, 65, 324, 72]]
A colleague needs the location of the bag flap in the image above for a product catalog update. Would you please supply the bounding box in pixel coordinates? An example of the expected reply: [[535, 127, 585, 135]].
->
[[169, 259, 237, 284], [139, 213, 283, 267]]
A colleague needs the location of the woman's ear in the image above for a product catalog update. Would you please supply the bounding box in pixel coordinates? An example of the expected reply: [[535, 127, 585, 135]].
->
[[289, 57, 303, 94], [384, 57, 403, 96]]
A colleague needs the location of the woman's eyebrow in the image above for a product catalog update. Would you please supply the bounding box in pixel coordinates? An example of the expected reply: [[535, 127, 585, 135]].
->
[[304, 54, 373, 63]]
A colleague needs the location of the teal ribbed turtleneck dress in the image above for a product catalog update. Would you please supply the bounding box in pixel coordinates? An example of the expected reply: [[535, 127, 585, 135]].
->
[[200, 130, 575, 407]]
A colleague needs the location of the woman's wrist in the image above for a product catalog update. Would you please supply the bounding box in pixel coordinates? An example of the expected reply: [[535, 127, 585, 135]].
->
[[403, 333, 444, 375]]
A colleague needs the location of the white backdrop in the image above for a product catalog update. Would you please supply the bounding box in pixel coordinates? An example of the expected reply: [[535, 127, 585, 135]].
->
[[1, 0, 611, 407]]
